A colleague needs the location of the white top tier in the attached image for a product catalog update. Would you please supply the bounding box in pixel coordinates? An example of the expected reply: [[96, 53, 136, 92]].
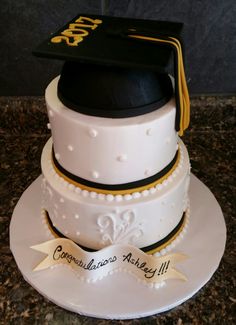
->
[[46, 76, 178, 185]]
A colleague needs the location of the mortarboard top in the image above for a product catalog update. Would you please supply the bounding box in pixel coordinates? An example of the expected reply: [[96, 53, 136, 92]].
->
[[34, 14, 190, 135]]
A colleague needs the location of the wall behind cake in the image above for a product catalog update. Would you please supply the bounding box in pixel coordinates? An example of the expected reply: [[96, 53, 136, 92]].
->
[[0, 0, 235, 95]]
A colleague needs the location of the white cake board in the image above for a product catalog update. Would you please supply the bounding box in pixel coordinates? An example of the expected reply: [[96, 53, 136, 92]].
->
[[10, 174, 226, 320]]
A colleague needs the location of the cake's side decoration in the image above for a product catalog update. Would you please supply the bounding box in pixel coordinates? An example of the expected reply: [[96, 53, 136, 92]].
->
[[97, 209, 143, 245], [183, 174, 190, 211], [31, 238, 188, 286], [51, 145, 181, 195], [42, 206, 189, 257]]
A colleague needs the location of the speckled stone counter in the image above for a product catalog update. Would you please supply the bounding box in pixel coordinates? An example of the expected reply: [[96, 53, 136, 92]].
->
[[0, 96, 235, 324]]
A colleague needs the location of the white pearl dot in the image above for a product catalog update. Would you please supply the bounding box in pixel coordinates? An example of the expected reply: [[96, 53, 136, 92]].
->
[[68, 184, 75, 191], [132, 192, 141, 199], [75, 187, 81, 194], [165, 137, 171, 144], [91, 171, 99, 179], [74, 214, 79, 219], [142, 190, 149, 197], [55, 174, 59, 180], [46, 228, 51, 235], [173, 171, 177, 178], [90, 191, 97, 199], [115, 195, 123, 202], [98, 193, 105, 200], [156, 184, 163, 191], [150, 187, 157, 194], [47, 123, 51, 129], [161, 248, 167, 255], [55, 153, 60, 160], [67, 145, 74, 151], [117, 154, 127, 162], [106, 194, 114, 202], [145, 169, 151, 176], [170, 243, 175, 249], [82, 190, 89, 197], [146, 128, 153, 136], [124, 194, 132, 201], [163, 180, 168, 187], [49, 110, 54, 117], [89, 129, 98, 138]]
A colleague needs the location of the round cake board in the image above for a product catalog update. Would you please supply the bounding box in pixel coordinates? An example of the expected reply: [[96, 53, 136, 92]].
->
[[10, 174, 226, 320]]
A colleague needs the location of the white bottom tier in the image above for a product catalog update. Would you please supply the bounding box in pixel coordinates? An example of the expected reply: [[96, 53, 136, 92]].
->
[[41, 138, 190, 250], [10, 174, 226, 319]]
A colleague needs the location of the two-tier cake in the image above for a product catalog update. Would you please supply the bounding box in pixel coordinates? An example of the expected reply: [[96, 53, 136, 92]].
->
[[36, 14, 191, 256], [10, 14, 227, 319]]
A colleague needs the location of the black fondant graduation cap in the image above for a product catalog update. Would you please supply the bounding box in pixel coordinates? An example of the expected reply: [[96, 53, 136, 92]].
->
[[34, 14, 190, 135]]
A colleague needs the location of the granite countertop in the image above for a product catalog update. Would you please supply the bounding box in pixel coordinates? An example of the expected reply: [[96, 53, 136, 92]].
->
[[0, 96, 235, 324]]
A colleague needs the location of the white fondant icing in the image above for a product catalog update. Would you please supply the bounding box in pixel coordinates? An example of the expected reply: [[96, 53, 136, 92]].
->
[[46, 76, 178, 184], [41, 139, 190, 250], [117, 154, 127, 162]]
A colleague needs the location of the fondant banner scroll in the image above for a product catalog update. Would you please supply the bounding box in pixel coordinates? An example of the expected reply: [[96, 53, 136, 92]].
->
[[31, 238, 187, 284]]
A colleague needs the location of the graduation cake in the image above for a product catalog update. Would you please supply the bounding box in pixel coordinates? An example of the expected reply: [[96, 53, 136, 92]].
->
[[33, 14, 191, 282]]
